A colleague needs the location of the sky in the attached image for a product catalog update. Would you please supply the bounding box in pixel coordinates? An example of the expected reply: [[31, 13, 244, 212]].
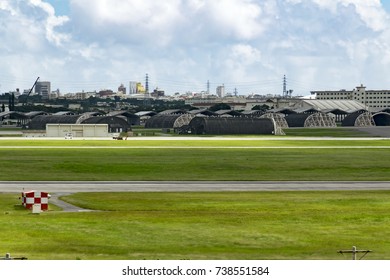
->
[[1, 0, 390, 96]]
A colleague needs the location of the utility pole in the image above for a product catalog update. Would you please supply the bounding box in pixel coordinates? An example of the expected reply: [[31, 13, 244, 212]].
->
[[338, 246, 372, 260]]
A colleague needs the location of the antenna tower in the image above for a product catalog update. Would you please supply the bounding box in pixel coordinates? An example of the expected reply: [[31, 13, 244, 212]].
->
[[144, 73, 150, 106], [145, 73, 149, 94], [283, 75, 287, 98], [207, 80, 210, 94]]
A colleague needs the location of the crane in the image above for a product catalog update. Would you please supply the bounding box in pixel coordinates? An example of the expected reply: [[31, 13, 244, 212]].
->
[[23, 77, 40, 106]]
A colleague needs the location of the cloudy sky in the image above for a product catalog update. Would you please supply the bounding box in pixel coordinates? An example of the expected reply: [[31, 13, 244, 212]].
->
[[1, 0, 390, 96]]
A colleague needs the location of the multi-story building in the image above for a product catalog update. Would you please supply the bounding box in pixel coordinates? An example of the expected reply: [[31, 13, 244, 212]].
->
[[312, 84, 390, 110], [129, 81, 137, 95], [75, 91, 88, 100], [216, 85, 225, 98], [118, 84, 126, 94], [35, 81, 51, 100]]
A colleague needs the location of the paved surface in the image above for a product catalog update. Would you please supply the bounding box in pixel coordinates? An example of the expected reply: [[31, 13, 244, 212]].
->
[[2, 181, 390, 193], [3, 181, 390, 211], [49, 193, 94, 212], [349, 126, 390, 137]]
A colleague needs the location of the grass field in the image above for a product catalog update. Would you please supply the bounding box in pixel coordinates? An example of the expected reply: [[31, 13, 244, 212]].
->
[[1, 191, 389, 260], [0, 138, 390, 181], [1, 137, 390, 260]]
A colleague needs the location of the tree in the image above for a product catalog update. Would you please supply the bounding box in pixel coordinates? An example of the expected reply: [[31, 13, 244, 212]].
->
[[209, 103, 231, 112], [252, 104, 270, 112]]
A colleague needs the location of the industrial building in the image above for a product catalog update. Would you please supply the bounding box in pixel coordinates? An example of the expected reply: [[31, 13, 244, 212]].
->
[[46, 124, 109, 137], [285, 113, 336, 128], [35, 81, 51, 100], [312, 84, 390, 110], [24, 114, 131, 137], [188, 117, 281, 135], [145, 114, 194, 134]]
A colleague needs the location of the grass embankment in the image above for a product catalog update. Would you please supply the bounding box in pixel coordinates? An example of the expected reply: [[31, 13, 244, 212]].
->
[[1, 191, 389, 260], [0, 139, 389, 180]]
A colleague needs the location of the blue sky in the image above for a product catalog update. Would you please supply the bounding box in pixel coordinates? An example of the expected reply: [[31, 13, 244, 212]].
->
[[383, 1, 390, 11], [2, 0, 390, 96], [45, 0, 69, 15]]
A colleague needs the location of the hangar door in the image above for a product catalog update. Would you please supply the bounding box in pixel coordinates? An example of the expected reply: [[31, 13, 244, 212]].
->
[[46, 124, 109, 137]]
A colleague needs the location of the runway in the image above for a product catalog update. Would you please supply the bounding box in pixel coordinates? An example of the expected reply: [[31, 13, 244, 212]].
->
[[1, 181, 390, 193]]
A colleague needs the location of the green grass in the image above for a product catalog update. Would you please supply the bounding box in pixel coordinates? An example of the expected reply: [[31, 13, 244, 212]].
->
[[0, 139, 389, 180], [1, 138, 390, 146], [1, 191, 389, 260], [1, 138, 390, 260]]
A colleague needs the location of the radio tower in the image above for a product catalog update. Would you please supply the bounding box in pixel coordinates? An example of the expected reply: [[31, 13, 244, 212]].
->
[[144, 73, 150, 106], [145, 73, 149, 94], [283, 75, 287, 98], [207, 80, 210, 94]]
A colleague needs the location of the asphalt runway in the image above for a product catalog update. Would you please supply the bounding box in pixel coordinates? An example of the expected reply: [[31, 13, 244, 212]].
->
[[2, 181, 390, 193], [3, 181, 390, 212]]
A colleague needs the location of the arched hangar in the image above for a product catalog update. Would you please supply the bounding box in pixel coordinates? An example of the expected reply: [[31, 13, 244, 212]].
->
[[188, 117, 282, 135], [25, 115, 131, 137], [341, 111, 375, 127], [285, 113, 336, 128], [373, 112, 390, 126], [145, 114, 194, 132]]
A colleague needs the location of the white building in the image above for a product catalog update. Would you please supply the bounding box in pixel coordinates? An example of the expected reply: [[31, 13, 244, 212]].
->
[[46, 124, 109, 137], [312, 85, 390, 110], [216, 85, 225, 98], [129, 81, 137, 95]]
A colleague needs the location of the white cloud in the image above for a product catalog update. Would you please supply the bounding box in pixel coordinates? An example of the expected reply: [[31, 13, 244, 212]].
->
[[205, 0, 265, 40], [231, 44, 262, 64], [289, 0, 389, 31], [28, 0, 70, 46], [2, 0, 390, 95], [70, 0, 272, 44], [70, 0, 184, 46]]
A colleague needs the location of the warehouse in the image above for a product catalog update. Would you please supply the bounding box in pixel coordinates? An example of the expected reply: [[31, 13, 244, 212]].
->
[[261, 113, 289, 128], [372, 112, 390, 126], [341, 111, 375, 127], [285, 112, 336, 128], [24, 114, 130, 137], [188, 117, 281, 135], [0, 111, 29, 126], [81, 116, 131, 133], [26, 115, 80, 130], [46, 124, 109, 137], [145, 114, 194, 132], [106, 111, 140, 126]]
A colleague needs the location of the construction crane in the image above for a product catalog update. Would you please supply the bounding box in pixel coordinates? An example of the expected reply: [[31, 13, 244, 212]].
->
[[22, 77, 40, 106]]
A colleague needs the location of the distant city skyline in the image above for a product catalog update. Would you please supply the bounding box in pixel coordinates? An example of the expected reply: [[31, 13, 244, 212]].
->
[[2, 1, 390, 96]]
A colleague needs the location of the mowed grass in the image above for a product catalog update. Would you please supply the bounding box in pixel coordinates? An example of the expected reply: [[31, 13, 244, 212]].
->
[[1, 138, 390, 260], [1, 138, 390, 147], [1, 191, 390, 260], [0, 139, 390, 180]]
